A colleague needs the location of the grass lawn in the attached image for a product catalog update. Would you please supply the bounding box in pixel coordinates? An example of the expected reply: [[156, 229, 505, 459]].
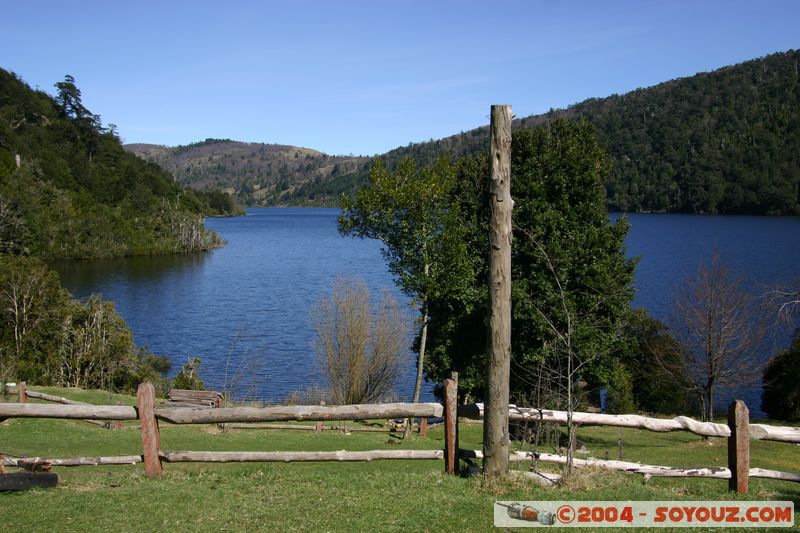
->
[[2, 387, 799, 531]]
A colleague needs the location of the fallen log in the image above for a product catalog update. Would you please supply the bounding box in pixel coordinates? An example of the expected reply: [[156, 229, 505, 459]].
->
[[24, 390, 90, 405], [161, 401, 216, 408], [168, 389, 222, 401], [0, 472, 58, 491], [458, 404, 800, 443], [458, 449, 800, 482], [0, 403, 137, 420], [155, 402, 443, 424], [28, 391, 127, 427], [160, 449, 444, 463], [23, 390, 115, 427], [3, 455, 142, 467]]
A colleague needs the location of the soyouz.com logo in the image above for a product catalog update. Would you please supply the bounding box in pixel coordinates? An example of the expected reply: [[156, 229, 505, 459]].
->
[[493, 501, 794, 528]]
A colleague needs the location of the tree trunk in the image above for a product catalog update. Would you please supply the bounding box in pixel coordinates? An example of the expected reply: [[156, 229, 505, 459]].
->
[[405, 264, 430, 439], [412, 306, 428, 404]]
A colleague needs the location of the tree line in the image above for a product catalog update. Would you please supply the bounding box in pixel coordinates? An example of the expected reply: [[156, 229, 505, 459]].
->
[[0, 69, 242, 260], [339, 49, 800, 216]]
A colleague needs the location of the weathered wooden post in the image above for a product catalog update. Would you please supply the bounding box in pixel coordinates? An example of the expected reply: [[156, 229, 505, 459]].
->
[[137, 382, 162, 478], [484, 104, 513, 478], [18, 381, 27, 403], [444, 378, 458, 474], [728, 400, 749, 494], [419, 416, 428, 437], [315, 400, 326, 432], [113, 401, 124, 430]]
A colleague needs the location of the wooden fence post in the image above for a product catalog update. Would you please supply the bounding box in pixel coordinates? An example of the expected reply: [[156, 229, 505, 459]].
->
[[137, 382, 162, 478], [485, 104, 513, 478], [444, 378, 458, 474], [18, 381, 27, 403], [728, 400, 749, 494], [315, 400, 325, 432], [419, 416, 428, 437], [450, 371, 459, 457], [113, 401, 124, 430]]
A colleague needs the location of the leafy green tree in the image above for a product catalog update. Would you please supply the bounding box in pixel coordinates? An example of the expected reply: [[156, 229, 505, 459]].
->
[[762, 332, 800, 421], [425, 120, 636, 405], [338, 158, 474, 410], [54, 75, 91, 120], [613, 308, 693, 414]]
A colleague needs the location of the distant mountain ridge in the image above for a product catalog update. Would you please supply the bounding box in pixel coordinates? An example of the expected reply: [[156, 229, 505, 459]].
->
[[127, 49, 800, 214], [125, 139, 370, 206]]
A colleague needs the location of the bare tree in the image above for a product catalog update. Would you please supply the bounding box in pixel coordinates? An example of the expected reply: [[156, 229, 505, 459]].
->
[[669, 252, 765, 422], [765, 284, 800, 328], [221, 328, 264, 404], [312, 277, 408, 405]]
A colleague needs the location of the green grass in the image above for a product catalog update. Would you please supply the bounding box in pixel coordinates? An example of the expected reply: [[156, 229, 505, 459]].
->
[[2, 388, 800, 532]]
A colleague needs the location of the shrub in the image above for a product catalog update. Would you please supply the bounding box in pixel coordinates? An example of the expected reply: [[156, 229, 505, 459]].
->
[[762, 333, 800, 421]]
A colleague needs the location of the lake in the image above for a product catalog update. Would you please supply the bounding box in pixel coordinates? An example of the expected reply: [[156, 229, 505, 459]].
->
[[55, 209, 800, 414]]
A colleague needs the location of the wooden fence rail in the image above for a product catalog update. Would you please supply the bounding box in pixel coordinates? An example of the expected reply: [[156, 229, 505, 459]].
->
[[155, 402, 443, 424], [1, 382, 454, 479], [458, 403, 800, 443], [457, 450, 800, 483], [0, 403, 138, 420], [6, 381, 799, 495], [458, 398, 800, 494], [159, 450, 443, 463]]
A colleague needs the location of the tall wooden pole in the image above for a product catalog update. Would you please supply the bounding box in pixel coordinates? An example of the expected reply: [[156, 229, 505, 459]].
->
[[484, 104, 512, 477]]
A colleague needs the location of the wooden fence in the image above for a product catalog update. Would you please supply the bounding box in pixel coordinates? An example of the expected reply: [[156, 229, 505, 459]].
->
[[1, 382, 450, 477], [3, 380, 799, 495], [452, 379, 800, 494]]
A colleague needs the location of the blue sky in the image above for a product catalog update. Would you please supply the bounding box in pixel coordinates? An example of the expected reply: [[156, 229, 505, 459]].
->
[[2, 1, 798, 155]]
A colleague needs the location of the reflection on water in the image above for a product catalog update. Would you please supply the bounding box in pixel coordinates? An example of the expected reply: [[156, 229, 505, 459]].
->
[[53, 252, 210, 291]]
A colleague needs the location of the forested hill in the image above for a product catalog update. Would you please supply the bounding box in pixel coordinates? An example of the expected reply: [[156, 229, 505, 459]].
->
[[0, 69, 241, 259], [133, 49, 800, 214], [124, 140, 370, 207], [374, 49, 800, 215]]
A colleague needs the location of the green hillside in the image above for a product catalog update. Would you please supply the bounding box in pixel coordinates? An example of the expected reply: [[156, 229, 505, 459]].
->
[[0, 70, 239, 260], [374, 49, 800, 215], [134, 50, 800, 214], [125, 139, 370, 207]]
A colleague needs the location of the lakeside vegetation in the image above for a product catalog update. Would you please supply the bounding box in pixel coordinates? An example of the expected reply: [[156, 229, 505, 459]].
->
[[1, 387, 799, 531], [0, 69, 242, 260], [0, 70, 242, 393]]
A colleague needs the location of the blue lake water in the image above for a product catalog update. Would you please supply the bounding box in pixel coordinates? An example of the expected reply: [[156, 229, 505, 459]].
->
[[55, 209, 800, 414]]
